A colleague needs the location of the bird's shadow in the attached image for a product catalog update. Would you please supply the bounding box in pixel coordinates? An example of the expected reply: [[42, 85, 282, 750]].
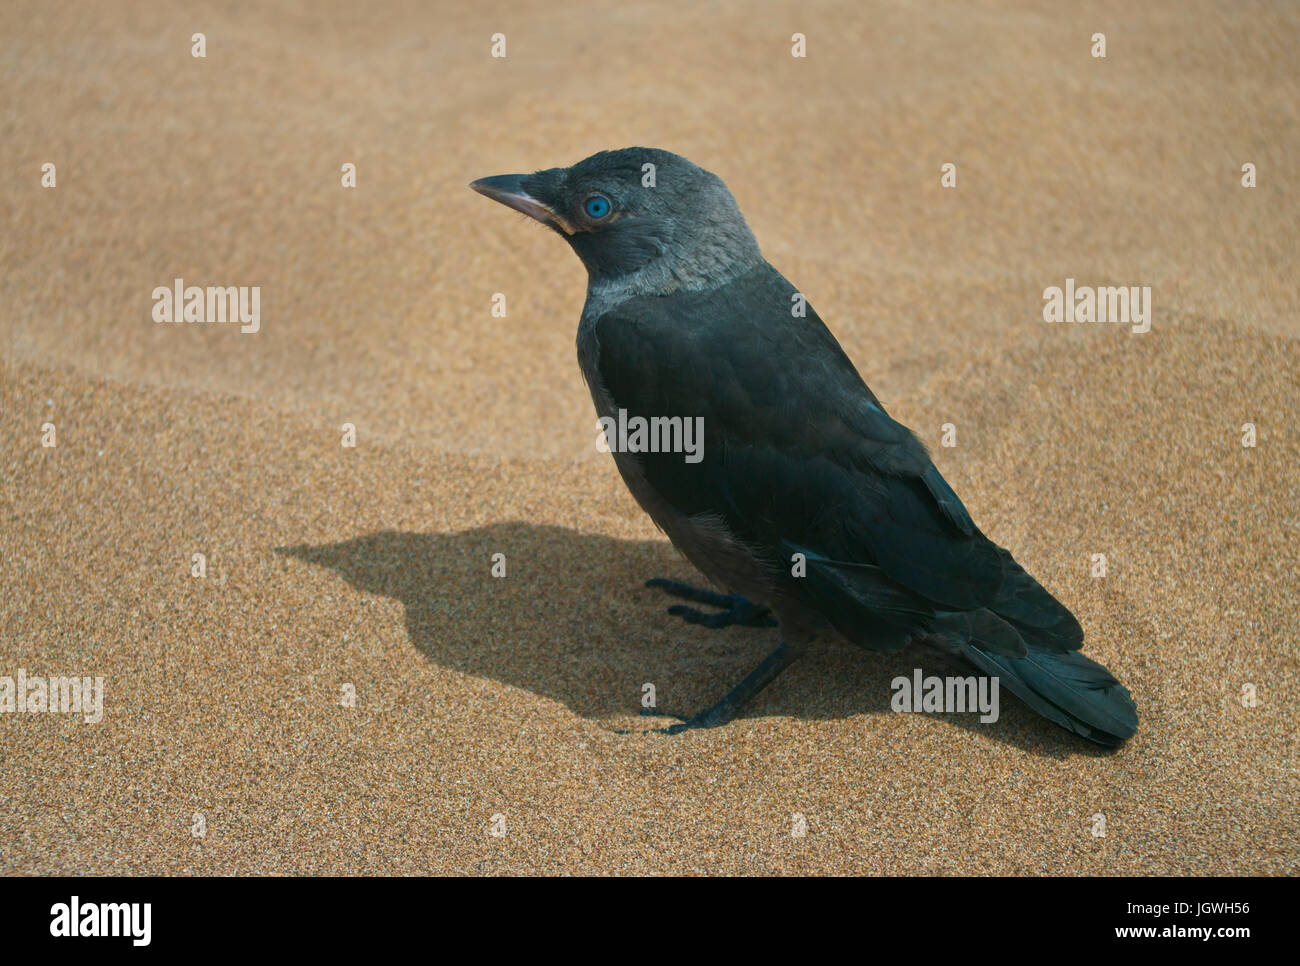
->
[[276, 523, 1108, 758]]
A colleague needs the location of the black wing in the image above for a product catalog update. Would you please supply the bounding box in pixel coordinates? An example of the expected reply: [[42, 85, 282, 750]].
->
[[590, 262, 1081, 656]]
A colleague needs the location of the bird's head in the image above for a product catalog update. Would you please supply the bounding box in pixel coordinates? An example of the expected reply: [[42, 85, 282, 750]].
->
[[470, 147, 762, 296]]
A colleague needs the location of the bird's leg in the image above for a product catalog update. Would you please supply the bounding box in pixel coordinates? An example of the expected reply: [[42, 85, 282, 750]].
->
[[645, 578, 778, 629], [651, 642, 799, 734]]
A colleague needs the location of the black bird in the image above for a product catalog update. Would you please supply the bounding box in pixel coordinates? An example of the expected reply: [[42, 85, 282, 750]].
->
[[470, 148, 1138, 746]]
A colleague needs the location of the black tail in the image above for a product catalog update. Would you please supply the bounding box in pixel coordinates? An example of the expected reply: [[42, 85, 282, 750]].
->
[[956, 641, 1138, 747], [788, 540, 1138, 745]]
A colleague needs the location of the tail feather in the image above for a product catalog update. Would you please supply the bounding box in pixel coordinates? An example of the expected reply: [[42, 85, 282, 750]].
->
[[782, 542, 1138, 745], [957, 642, 1138, 747]]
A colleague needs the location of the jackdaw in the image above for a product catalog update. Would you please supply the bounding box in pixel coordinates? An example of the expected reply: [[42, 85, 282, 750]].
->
[[471, 148, 1138, 746]]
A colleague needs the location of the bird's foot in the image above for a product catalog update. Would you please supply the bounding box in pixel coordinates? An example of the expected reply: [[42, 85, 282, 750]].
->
[[613, 706, 705, 735], [655, 707, 732, 734], [645, 578, 777, 629], [629, 702, 737, 734], [622, 642, 799, 735]]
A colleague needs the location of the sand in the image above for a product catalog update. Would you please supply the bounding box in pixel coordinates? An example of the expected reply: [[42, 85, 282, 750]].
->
[[1, 0, 1297, 875]]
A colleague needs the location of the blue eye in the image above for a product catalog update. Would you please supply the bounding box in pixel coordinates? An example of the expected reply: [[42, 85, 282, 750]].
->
[[583, 195, 611, 219]]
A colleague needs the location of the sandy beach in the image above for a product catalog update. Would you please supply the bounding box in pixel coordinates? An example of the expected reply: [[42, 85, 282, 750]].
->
[[2, 0, 1297, 874]]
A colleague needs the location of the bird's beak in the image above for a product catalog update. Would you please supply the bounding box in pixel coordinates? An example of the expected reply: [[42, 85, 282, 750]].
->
[[469, 174, 574, 234]]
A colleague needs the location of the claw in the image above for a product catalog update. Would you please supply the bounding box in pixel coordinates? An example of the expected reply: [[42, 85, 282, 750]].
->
[[618, 642, 798, 735], [646, 578, 777, 629]]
